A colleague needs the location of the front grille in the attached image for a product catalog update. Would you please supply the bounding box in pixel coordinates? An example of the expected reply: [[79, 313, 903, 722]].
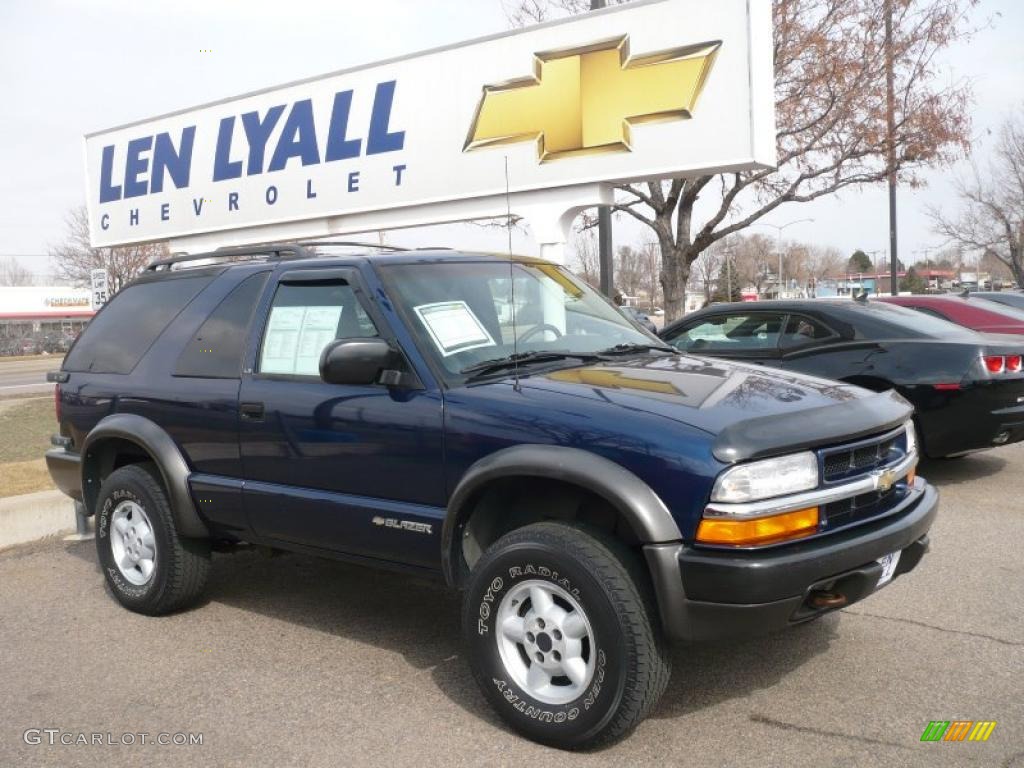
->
[[823, 486, 900, 529], [822, 435, 899, 483], [817, 426, 910, 533]]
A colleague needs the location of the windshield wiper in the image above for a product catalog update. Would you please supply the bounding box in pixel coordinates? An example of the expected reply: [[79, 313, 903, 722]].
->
[[460, 351, 603, 378], [595, 343, 675, 356]]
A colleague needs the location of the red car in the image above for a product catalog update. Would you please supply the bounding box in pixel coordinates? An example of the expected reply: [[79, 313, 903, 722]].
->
[[879, 295, 1024, 335]]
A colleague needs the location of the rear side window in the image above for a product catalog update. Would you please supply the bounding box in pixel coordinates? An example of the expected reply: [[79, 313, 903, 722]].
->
[[780, 314, 835, 350], [174, 272, 269, 378], [64, 275, 212, 374]]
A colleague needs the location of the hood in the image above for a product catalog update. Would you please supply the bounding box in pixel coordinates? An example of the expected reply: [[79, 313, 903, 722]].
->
[[520, 354, 862, 431], [517, 354, 912, 461]]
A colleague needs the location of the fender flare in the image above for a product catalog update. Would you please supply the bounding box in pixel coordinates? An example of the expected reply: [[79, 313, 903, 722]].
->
[[81, 413, 209, 538], [441, 445, 681, 586]]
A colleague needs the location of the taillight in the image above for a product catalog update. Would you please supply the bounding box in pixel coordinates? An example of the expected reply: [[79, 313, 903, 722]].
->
[[984, 355, 1006, 374], [54, 384, 62, 423], [1007, 355, 1023, 373]]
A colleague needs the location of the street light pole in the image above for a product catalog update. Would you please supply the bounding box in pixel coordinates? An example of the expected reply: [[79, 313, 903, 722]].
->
[[591, 0, 614, 298], [753, 218, 815, 299]]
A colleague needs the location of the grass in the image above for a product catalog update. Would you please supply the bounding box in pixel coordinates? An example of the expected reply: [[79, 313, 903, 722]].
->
[[0, 459, 52, 497], [0, 396, 56, 497]]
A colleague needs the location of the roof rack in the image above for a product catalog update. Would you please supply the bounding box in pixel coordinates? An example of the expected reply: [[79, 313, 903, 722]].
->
[[146, 243, 313, 272], [298, 240, 407, 252], [144, 239, 452, 273]]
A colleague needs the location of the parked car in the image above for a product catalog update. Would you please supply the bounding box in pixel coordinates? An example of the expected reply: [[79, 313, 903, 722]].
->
[[970, 291, 1024, 312], [619, 305, 657, 333], [47, 246, 937, 748], [878, 294, 1024, 335], [660, 298, 1024, 459], [14, 337, 41, 355]]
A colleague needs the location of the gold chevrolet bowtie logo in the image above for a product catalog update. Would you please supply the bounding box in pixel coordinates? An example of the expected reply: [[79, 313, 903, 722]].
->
[[465, 36, 720, 162]]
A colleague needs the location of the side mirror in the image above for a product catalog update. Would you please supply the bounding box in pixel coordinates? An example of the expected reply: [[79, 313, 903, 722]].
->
[[319, 338, 393, 386]]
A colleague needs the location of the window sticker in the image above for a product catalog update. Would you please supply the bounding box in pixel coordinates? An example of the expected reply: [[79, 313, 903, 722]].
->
[[261, 305, 342, 375], [414, 301, 496, 357]]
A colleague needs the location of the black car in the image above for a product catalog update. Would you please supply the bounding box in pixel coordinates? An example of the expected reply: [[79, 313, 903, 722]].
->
[[971, 291, 1024, 311], [660, 299, 1024, 458], [45, 245, 937, 748]]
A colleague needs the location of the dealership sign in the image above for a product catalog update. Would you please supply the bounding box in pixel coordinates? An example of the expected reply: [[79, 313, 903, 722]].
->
[[83, 0, 775, 255]]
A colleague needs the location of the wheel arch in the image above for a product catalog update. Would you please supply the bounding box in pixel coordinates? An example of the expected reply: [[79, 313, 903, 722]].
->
[[441, 445, 681, 587], [81, 413, 208, 538]]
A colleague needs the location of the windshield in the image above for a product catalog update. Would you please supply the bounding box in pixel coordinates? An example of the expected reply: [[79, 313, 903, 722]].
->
[[844, 300, 981, 338], [976, 293, 1024, 311], [381, 260, 658, 380], [973, 298, 1024, 321]]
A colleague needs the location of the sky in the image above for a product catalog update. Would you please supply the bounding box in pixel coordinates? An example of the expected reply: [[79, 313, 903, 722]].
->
[[0, 0, 1021, 281]]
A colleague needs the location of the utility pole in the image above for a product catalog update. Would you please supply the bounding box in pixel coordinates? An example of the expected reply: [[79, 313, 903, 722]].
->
[[885, 0, 899, 297], [591, 0, 614, 297]]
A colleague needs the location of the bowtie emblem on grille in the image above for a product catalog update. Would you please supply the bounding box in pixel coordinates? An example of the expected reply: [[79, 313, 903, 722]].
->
[[875, 468, 898, 493]]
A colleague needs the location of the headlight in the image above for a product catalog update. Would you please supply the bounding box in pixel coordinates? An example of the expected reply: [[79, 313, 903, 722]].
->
[[711, 451, 819, 503], [904, 421, 918, 458]]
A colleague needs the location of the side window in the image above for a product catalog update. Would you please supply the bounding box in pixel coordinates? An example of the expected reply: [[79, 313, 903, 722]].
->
[[258, 281, 379, 376], [667, 313, 785, 352], [780, 314, 835, 350], [174, 272, 269, 378], [64, 275, 212, 374]]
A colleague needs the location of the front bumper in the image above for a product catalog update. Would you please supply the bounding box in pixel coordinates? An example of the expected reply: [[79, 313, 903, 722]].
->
[[645, 479, 938, 642]]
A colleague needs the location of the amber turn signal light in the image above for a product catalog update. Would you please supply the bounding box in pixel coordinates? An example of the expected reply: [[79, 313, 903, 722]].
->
[[696, 507, 820, 547]]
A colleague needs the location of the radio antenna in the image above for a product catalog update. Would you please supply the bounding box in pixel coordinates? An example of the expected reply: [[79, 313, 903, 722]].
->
[[505, 155, 521, 392]]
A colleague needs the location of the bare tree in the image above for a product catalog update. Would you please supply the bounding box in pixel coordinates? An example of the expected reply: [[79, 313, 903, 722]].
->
[[978, 249, 1013, 284], [806, 244, 845, 281], [690, 245, 724, 303], [506, 0, 978, 319], [929, 109, 1024, 287], [0, 257, 34, 286], [49, 207, 168, 294], [638, 239, 662, 310], [614, 244, 646, 298], [570, 228, 601, 287]]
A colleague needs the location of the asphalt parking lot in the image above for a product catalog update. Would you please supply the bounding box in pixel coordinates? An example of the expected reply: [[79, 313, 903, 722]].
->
[[1, 447, 1021, 768]]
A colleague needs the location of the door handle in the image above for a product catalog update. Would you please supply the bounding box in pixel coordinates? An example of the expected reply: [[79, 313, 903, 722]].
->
[[240, 402, 265, 421]]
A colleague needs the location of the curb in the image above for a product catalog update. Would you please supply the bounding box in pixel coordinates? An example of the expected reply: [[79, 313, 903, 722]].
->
[[0, 490, 81, 551]]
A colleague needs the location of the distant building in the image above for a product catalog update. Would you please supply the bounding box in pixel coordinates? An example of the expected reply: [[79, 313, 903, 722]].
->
[[0, 286, 94, 344]]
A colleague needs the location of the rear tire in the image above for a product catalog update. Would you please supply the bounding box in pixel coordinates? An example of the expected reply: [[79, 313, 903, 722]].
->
[[462, 522, 670, 749], [95, 464, 210, 615]]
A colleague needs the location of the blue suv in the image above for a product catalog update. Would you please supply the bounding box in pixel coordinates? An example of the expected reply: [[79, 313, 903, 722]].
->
[[46, 244, 937, 748]]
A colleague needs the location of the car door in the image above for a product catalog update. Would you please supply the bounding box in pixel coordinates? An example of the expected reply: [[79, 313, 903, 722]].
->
[[663, 310, 787, 362], [238, 266, 445, 568]]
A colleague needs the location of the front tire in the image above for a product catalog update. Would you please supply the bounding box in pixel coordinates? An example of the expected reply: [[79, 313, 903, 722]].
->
[[462, 522, 670, 749], [95, 464, 210, 615]]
